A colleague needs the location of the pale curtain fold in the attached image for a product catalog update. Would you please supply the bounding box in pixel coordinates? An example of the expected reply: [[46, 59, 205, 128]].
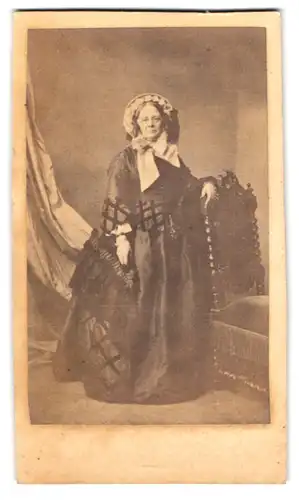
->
[[26, 73, 92, 300]]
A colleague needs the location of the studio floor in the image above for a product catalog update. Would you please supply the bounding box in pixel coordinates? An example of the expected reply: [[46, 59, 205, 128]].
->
[[28, 277, 270, 425], [29, 363, 269, 425]]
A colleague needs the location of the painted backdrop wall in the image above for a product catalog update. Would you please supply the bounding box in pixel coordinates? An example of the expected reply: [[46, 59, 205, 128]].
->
[[28, 27, 268, 276]]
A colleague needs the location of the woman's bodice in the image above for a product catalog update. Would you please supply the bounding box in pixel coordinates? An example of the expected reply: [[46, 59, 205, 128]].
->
[[101, 146, 210, 235]]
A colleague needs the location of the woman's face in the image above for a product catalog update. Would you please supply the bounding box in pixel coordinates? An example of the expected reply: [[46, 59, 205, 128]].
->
[[136, 103, 164, 142]]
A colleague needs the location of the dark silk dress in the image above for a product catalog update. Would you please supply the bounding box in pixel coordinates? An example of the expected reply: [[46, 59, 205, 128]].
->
[[53, 146, 215, 403]]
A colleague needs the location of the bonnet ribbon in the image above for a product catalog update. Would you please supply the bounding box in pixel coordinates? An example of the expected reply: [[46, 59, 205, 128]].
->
[[131, 131, 180, 192]]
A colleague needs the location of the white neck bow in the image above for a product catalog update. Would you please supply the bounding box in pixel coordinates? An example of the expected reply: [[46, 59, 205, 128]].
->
[[131, 131, 180, 192]]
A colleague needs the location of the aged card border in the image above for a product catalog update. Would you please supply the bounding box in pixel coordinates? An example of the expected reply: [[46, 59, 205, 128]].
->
[[12, 11, 286, 484]]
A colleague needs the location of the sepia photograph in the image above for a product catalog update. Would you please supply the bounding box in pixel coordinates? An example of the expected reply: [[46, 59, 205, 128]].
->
[[13, 11, 286, 483], [27, 25, 269, 425]]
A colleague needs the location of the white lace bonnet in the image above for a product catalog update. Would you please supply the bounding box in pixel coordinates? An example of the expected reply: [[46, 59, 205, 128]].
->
[[123, 93, 176, 138]]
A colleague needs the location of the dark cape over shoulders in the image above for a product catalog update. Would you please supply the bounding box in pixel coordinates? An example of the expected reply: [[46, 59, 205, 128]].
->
[[100, 145, 218, 234], [107, 145, 217, 194]]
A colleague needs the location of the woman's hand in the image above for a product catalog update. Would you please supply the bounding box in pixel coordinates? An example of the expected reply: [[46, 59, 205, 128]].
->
[[115, 234, 131, 266], [201, 182, 218, 208]]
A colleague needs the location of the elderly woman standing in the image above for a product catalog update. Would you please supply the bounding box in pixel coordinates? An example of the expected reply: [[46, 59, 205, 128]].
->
[[53, 93, 218, 404]]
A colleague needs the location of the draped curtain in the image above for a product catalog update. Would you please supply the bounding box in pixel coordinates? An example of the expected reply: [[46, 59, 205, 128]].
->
[[26, 72, 92, 301], [27, 73, 92, 364]]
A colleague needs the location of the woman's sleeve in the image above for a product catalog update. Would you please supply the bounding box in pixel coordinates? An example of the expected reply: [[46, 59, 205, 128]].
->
[[100, 152, 137, 235], [180, 160, 218, 193]]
